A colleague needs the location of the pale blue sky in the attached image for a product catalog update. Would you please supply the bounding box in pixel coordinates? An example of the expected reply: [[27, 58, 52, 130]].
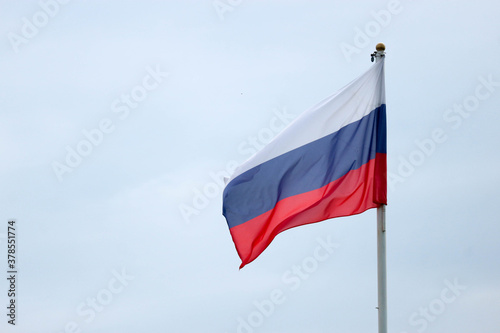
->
[[1, 1, 499, 332]]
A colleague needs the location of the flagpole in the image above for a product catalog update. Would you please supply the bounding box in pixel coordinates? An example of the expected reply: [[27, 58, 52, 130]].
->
[[377, 204, 387, 333], [373, 43, 387, 333]]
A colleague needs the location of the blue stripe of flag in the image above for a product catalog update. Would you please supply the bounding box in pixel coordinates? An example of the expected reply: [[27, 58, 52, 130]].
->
[[223, 104, 386, 229]]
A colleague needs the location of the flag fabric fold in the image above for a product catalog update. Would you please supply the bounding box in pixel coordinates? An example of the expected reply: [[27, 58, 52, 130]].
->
[[223, 59, 387, 268]]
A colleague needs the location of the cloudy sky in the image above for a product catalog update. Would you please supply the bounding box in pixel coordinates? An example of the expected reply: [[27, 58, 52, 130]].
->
[[1, 0, 499, 332]]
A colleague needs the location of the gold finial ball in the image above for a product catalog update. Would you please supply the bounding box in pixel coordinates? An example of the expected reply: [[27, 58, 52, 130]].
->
[[376, 43, 386, 51]]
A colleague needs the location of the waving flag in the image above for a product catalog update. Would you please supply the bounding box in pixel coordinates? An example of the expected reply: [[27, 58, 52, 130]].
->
[[223, 59, 387, 268]]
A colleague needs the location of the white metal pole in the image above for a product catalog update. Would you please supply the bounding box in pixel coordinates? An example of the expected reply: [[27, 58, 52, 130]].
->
[[377, 204, 387, 333], [373, 42, 387, 333]]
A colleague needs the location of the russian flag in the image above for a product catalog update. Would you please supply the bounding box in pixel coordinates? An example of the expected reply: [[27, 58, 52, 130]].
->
[[223, 59, 387, 268]]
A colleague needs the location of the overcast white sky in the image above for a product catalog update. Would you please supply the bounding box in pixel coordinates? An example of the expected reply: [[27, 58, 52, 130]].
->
[[1, 0, 500, 332]]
